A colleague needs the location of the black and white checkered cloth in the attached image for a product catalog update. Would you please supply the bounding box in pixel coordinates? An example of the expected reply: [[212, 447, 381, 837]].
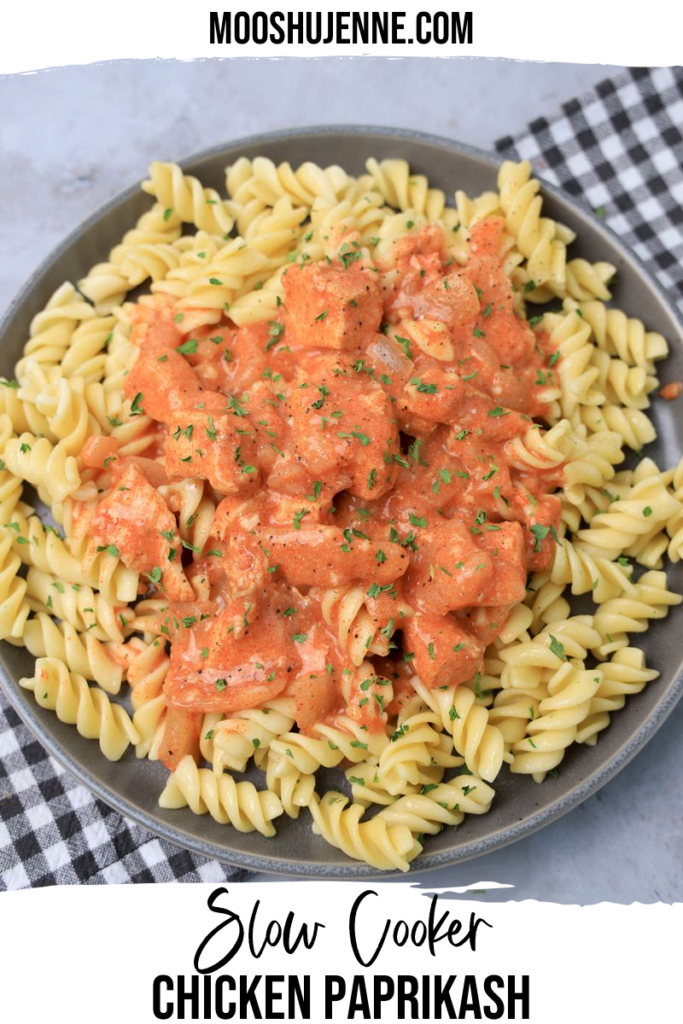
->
[[496, 65, 683, 311], [0, 702, 251, 886], [2, 65, 682, 888]]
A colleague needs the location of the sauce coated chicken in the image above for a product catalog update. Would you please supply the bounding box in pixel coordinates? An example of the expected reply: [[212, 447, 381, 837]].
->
[[85, 218, 562, 770]]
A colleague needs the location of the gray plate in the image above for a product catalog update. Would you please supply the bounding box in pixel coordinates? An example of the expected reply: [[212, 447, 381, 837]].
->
[[1, 127, 682, 879]]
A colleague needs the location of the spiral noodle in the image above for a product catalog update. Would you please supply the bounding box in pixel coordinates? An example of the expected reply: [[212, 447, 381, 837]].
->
[[264, 751, 317, 819], [378, 775, 496, 835], [269, 717, 388, 776], [3, 432, 82, 504], [344, 706, 452, 803], [0, 526, 30, 640], [16, 283, 96, 384], [497, 616, 602, 692], [21, 613, 124, 694], [569, 299, 669, 371], [590, 348, 657, 411], [563, 259, 616, 302], [505, 418, 577, 471], [454, 188, 501, 230], [541, 310, 604, 417], [226, 156, 349, 211], [592, 570, 682, 654], [576, 647, 659, 745], [308, 791, 422, 872], [63, 315, 115, 382], [562, 429, 625, 506], [0, 373, 53, 438], [321, 585, 408, 666], [142, 161, 236, 235], [170, 237, 276, 332], [525, 572, 571, 633], [110, 202, 182, 252], [36, 377, 99, 456], [488, 683, 548, 750], [411, 678, 506, 783], [159, 755, 283, 836], [20, 657, 138, 760], [227, 268, 286, 327], [0, 463, 23, 527], [25, 569, 122, 646], [510, 662, 601, 781], [80, 246, 185, 314], [212, 700, 296, 774], [310, 192, 388, 257], [8, 507, 139, 605], [497, 159, 567, 290], [364, 158, 451, 223], [549, 530, 635, 603], [125, 638, 170, 759], [577, 476, 681, 561]]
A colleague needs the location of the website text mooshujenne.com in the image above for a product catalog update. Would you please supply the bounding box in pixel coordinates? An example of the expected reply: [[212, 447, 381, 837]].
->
[[209, 11, 473, 46]]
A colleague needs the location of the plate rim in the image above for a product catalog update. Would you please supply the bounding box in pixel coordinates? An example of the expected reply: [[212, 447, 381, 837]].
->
[[1, 124, 682, 879]]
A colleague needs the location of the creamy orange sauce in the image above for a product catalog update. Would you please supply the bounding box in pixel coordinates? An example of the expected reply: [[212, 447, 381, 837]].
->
[[84, 218, 562, 770]]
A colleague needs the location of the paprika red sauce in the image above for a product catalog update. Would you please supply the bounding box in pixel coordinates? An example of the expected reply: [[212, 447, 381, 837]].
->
[[81, 217, 562, 771]]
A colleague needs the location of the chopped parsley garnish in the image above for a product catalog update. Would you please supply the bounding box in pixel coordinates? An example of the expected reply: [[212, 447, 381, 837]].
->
[[410, 378, 438, 394], [310, 383, 329, 410], [548, 634, 567, 661], [265, 322, 284, 351], [96, 544, 120, 557], [130, 392, 144, 416], [394, 335, 412, 359], [530, 523, 550, 552], [226, 395, 248, 417], [176, 338, 198, 355], [338, 429, 371, 446], [293, 509, 310, 530]]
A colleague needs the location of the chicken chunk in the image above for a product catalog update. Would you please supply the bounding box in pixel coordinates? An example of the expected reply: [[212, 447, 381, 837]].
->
[[403, 612, 483, 688], [284, 257, 382, 351], [165, 404, 261, 495], [90, 464, 193, 600]]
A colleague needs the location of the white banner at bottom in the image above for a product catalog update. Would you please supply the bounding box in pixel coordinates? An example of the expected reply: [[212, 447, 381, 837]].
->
[[1, 882, 678, 1021]]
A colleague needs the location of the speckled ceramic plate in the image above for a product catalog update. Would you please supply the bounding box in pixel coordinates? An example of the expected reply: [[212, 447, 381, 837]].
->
[[1, 127, 682, 878]]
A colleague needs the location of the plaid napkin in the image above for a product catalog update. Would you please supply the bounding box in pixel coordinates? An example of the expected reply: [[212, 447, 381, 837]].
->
[[2, 65, 682, 889]]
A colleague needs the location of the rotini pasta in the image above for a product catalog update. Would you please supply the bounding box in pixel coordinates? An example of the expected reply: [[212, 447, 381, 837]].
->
[[159, 755, 283, 836], [20, 657, 138, 761]]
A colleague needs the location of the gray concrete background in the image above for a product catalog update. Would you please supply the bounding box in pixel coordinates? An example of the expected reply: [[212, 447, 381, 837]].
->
[[2, 58, 681, 901]]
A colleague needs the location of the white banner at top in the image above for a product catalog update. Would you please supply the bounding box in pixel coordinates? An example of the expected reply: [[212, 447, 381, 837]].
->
[[1, 0, 682, 74]]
